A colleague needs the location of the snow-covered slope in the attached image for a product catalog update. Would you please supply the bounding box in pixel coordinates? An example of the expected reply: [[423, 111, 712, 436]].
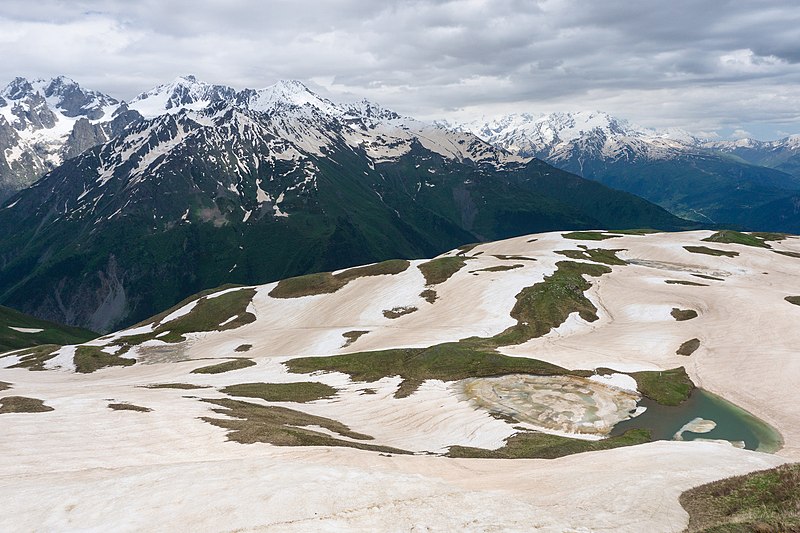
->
[[0, 76, 139, 200], [456, 110, 704, 163], [456, 111, 800, 225], [0, 74, 526, 202], [0, 229, 795, 531]]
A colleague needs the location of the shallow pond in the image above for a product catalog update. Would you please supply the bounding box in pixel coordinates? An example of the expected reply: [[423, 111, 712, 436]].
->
[[610, 388, 782, 452]]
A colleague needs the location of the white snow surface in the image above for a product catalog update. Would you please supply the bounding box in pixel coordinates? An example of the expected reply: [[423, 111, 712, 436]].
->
[[2, 229, 800, 532]]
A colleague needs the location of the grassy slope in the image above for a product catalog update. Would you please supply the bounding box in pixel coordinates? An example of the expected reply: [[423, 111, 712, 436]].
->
[[681, 463, 800, 532], [0, 305, 97, 353]]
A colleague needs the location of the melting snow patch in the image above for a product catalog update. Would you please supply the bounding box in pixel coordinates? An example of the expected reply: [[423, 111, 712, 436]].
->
[[589, 373, 639, 393], [8, 326, 44, 334]]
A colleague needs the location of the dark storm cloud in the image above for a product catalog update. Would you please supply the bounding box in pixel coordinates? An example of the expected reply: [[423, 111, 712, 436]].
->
[[0, 0, 798, 138]]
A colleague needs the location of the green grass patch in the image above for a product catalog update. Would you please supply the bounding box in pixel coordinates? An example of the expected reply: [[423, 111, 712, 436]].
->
[[418, 256, 469, 285], [448, 428, 651, 459], [561, 231, 622, 241], [286, 342, 574, 399], [74, 346, 135, 373], [342, 330, 369, 348], [677, 338, 701, 356], [221, 382, 338, 403], [680, 463, 800, 532], [191, 358, 256, 374], [702, 230, 772, 248], [0, 304, 98, 353], [630, 367, 694, 406], [382, 306, 418, 319], [666, 279, 709, 286], [0, 396, 53, 413], [269, 260, 410, 298], [470, 264, 525, 273], [117, 288, 258, 347], [108, 403, 151, 412], [555, 248, 627, 266], [201, 398, 409, 454], [693, 274, 724, 281], [456, 243, 480, 255], [134, 284, 243, 328], [7, 344, 60, 371], [684, 245, 740, 257], [607, 228, 659, 235], [419, 289, 438, 304], [492, 255, 537, 261], [142, 383, 210, 390], [671, 308, 699, 321], [488, 261, 611, 346], [785, 296, 800, 306], [774, 250, 800, 259]]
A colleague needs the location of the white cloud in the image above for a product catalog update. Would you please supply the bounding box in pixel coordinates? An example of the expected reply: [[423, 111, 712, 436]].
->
[[0, 0, 798, 139]]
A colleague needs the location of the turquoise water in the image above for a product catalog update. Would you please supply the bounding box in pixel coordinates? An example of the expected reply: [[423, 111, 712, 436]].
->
[[610, 389, 782, 452]]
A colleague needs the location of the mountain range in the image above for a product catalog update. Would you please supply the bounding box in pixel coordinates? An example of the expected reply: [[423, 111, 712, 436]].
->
[[0, 76, 688, 332], [457, 112, 800, 229]]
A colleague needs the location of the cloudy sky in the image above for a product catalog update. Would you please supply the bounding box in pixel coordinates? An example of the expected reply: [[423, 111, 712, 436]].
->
[[1, 0, 799, 139]]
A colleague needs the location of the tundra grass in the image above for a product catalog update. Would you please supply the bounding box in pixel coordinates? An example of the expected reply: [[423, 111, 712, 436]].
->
[[774, 250, 800, 259], [607, 228, 659, 235], [342, 330, 369, 347], [287, 260, 613, 398], [142, 383, 210, 390], [487, 261, 611, 346], [684, 245, 740, 257], [286, 343, 574, 399], [561, 231, 622, 241], [7, 344, 60, 371], [0, 396, 53, 413], [630, 367, 694, 406], [0, 381, 9, 391], [455, 243, 480, 255], [108, 403, 152, 412], [555, 248, 627, 266], [469, 264, 525, 273], [448, 428, 651, 459], [680, 463, 800, 532], [0, 304, 97, 353], [191, 358, 256, 374], [702, 230, 772, 248], [693, 274, 724, 281], [677, 338, 701, 356], [201, 398, 409, 454], [671, 308, 699, 321], [491, 255, 537, 261], [221, 382, 338, 403], [269, 260, 410, 298], [785, 296, 800, 306], [666, 279, 709, 287], [74, 346, 135, 373], [382, 306, 418, 319], [419, 289, 438, 303], [234, 344, 252, 352], [418, 256, 469, 285], [118, 288, 258, 347]]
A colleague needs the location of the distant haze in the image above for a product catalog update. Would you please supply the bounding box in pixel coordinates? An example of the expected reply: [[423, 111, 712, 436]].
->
[[1, 0, 799, 140]]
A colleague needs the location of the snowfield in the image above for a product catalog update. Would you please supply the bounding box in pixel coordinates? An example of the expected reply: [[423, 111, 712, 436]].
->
[[1, 229, 797, 532]]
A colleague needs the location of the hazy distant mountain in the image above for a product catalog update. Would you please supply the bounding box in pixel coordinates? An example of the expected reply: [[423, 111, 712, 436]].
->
[[0, 77, 688, 332], [458, 111, 800, 226]]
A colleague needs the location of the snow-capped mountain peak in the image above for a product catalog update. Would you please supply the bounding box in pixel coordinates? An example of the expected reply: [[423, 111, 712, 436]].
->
[[128, 75, 237, 118], [458, 110, 703, 163], [241, 79, 341, 116]]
